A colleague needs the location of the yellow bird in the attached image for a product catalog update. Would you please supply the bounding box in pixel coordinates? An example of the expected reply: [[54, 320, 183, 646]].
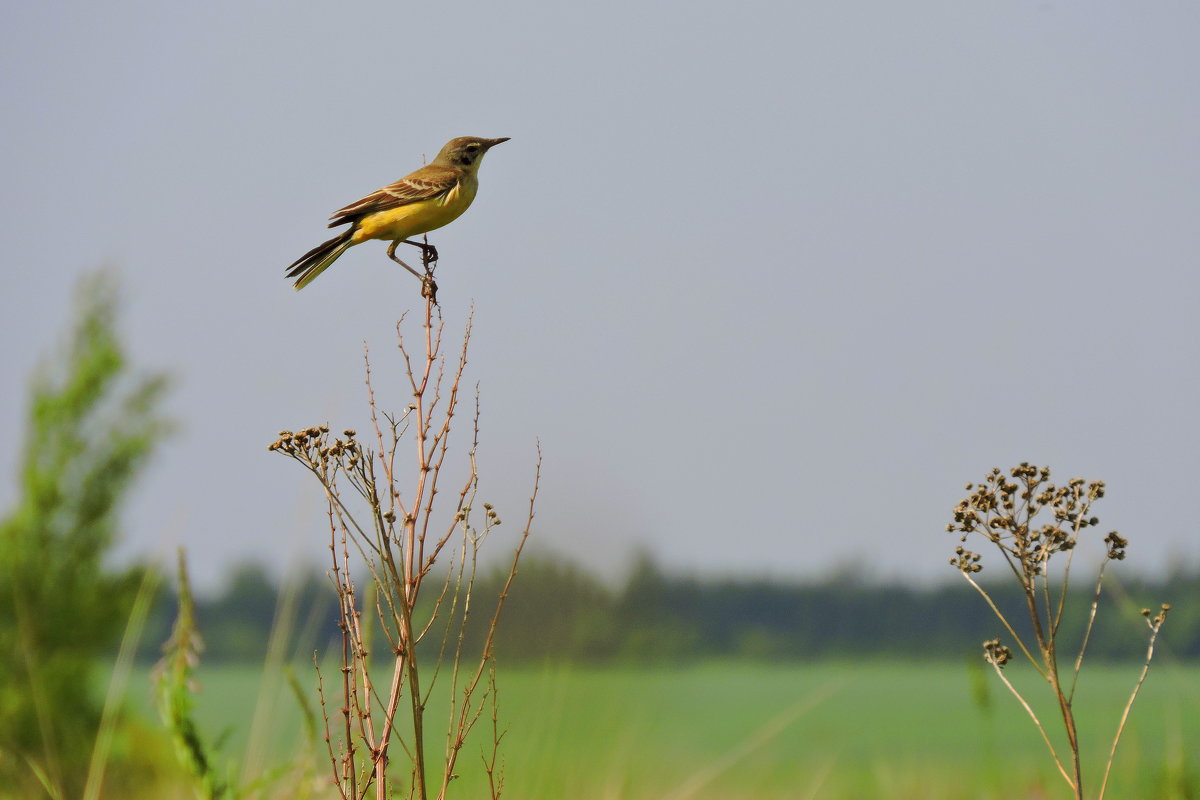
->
[[286, 136, 509, 290]]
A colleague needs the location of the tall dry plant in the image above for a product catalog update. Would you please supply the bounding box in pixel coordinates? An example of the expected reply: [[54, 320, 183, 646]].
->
[[270, 288, 538, 800], [947, 463, 1168, 800]]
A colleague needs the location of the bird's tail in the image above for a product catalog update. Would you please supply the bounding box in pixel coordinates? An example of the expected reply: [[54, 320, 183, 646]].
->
[[286, 230, 354, 290]]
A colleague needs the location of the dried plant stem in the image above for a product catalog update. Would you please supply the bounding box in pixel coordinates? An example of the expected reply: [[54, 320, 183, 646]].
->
[[313, 655, 344, 800], [1069, 560, 1111, 704], [272, 283, 535, 800], [961, 574, 1043, 675], [332, 518, 358, 799], [1051, 515, 1087, 635], [482, 665, 506, 800], [437, 447, 541, 800], [1097, 612, 1168, 800], [1018, 581, 1083, 797], [985, 659, 1074, 790], [1046, 661, 1083, 798]]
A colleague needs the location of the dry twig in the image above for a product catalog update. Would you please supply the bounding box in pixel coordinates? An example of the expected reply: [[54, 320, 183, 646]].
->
[[271, 291, 537, 800]]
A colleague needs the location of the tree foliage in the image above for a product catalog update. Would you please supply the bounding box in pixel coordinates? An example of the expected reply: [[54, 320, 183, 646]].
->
[[163, 550, 1198, 666], [0, 273, 169, 796]]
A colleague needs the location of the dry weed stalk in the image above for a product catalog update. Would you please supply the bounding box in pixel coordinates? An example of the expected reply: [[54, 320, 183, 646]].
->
[[270, 294, 538, 800], [948, 463, 1168, 800]]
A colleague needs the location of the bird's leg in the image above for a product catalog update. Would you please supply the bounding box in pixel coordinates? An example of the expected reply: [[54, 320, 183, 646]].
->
[[401, 238, 439, 267], [402, 238, 438, 303], [386, 240, 425, 279], [388, 239, 438, 303]]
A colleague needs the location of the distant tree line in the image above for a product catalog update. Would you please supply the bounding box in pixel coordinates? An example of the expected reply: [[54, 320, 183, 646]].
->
[[137, 551, 1200, 665]]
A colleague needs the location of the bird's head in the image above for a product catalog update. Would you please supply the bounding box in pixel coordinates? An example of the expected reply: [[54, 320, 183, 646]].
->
[[432, 136, 510, 170]]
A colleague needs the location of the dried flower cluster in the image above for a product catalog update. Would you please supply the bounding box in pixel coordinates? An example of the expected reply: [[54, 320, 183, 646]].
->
[[1140, 603, 1171, 626], [982, 637, 1012, 668], [947, 463, 1119, 579], [269, 426, 366, 493], [269, 426, 361, 464], [945, 464, 1169, 800]]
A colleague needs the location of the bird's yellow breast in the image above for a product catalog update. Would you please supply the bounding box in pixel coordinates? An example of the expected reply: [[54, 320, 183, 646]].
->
[[352, 176, 479, 244]]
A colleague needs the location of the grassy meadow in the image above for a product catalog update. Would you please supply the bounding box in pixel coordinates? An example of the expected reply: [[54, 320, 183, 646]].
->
[[121, 660, 1200, 799], [12, 286, 1196, 799]]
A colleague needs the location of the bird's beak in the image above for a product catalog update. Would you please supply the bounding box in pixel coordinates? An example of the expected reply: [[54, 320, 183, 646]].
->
[[485, 137, 511, 149]]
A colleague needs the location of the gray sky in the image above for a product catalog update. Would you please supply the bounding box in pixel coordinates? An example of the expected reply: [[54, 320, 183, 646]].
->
[[3, 1, 1198, 591]]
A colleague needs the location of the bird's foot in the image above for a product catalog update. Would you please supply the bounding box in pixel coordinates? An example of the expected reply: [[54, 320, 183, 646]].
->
[[419, 243, 439, 266], [402, 238, 439, 266]]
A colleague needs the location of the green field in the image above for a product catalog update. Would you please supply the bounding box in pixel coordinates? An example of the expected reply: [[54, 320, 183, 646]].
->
[[125, 660, 1200, 799]]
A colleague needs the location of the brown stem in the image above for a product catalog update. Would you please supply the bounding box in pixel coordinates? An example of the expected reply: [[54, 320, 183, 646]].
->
[[438, 448, 541, 798], [986, 658, 1074, 789], [279, 289, 520, 800], [1097, 614, 1166, 799], [1023, 579, 1083, 798]]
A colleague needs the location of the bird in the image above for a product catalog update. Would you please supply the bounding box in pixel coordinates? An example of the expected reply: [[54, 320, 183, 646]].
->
[[286, 136, 509, 291]]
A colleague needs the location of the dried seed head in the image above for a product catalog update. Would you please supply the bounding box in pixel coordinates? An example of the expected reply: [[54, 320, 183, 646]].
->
[[982, 638, 1012, 667], [949, 547, 983, 574], [950, 464, 1118, 574], [1104, 531, 1128, 560]]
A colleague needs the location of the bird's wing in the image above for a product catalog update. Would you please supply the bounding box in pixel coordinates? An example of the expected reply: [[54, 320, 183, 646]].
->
[[327, 165, 461, 228]]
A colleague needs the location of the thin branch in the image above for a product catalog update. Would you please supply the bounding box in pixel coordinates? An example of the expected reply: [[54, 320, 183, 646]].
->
[[1097, 612, 1168, 800], [987, 659, 1074, 791], [438, 447, 541, 798], [275, 296, 529, 800], [1069, 558, 1112, 704], [961, 573, 1044, 677]]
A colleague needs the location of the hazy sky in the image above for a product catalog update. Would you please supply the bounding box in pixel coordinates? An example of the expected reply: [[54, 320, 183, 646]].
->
[[3, 1, 1198, 590]]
